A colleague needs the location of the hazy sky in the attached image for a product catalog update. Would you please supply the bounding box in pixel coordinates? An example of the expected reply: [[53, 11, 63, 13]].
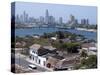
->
[[14, 2, 97, 24]]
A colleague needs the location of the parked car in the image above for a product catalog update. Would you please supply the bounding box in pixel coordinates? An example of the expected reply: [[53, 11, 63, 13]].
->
[[28, 64, 37, 70]]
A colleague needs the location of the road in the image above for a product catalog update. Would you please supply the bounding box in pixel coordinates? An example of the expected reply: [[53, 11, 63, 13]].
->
[[15, 54, 49, 72]]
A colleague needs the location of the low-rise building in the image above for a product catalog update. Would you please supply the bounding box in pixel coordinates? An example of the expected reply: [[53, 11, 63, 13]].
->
[[29, 44, 81, 70], [29, 44, 57, 67], [43, 46, 56, 53], [51, 37, 57, 40], [29, 44, 47, 67], [55, 55, 80, 70], [81, 43, 97, 55], [32, 34, 40, 39], [60, 38, 71, 43], [42, 53, 64, 68]]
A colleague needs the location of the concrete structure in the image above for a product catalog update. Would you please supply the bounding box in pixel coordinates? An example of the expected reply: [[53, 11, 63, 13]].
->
[[29, 44, 57, 67], [29, 44, 47, 67]]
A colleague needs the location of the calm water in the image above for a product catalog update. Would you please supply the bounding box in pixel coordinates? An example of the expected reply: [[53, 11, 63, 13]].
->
[[15, 28, 97, 40]]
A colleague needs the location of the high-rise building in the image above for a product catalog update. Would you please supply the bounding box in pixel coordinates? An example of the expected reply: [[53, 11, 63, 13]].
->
[[20, 14, 24, 23], [81, 19, 88, 25], [15, 14, 20, 23], [70, 14, 75, 22], [75, 19, 78, 25], [25, 13, 28, 23], [39, 16, 44, 24], [86, 19, 89, 25], [59, 17, 63, 24], [45, 9, 49, 24], [23, 11, 26, 23], [48, 16, 55, 24], [23, 11, 29, 23], [68, 14, 76, 26], [81, 19, 83, 24]]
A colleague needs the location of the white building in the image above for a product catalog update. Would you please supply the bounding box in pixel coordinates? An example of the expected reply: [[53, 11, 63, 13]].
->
[[32, 34, 40, 39], [29, 44, 47, 66], [51, 37, 57, 40], [29, 44, 58, 68]]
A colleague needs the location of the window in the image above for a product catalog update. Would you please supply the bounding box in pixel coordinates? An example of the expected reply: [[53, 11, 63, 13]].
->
[[38, 59, 40, 64], [35, 57, 38, 63], [33, 56, 34, 60], [29, 55, 31, 59], [47, 63, 51, 68], [44, 61, 46, 66]]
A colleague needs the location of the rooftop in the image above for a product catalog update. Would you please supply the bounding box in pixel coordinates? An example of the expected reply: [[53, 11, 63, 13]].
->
[[60, 38, 71, 42], [30, 44, 41, 50], [43, 46, 56, 51], [82, 43, 96, 48], [55, 56, 80, 69], [42, 52, 64, 60]]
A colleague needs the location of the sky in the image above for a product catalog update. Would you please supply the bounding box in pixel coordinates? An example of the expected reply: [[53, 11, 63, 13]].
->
[[14, 2, 97, 24]]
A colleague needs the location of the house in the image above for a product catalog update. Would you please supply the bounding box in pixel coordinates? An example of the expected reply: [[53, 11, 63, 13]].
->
[[54, 55, 80, 70], [29, 44, 81, 70], [15, 42, 27, 53], [76, 36, 82, 41], [88, 47, 97, 55], [14, 48, 23, 53], [15, 41, 26, 47], [32, 34, 40, 39], [42, 53, 64, 68], [42, 52, 80, 70], [50, 34, 58, 40], [51, 37, 57, 40], [60, 38, 71, 43], [81, 43, 97, 55], [29, 44, 47, 66], [43, 46, 56, 53], [82, 43, 97, 51], [29, 44, 64, 68], [16, 42, 21, 46]]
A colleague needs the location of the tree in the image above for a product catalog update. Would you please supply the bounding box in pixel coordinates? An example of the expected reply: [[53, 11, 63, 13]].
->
[[80, 50, 88, 58], [43, 33, 48, 38], [56, 31, 65, 39], [61, 42, 80, 53], [86, 55, 97, 68], [70, 34, 77, 40], [80, 55, 97, 69]]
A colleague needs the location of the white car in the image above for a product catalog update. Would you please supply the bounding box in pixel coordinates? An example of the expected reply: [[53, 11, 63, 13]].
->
[[28, 64, 37, 70]]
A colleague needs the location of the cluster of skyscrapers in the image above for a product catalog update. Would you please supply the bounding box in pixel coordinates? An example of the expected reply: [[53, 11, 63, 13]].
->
[[15, 9, 63, 25], [81, 19, 89, 25], [15, 9, 90, 27]]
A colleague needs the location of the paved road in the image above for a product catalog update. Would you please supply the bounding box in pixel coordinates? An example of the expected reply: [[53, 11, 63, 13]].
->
[[15, 54, 48, 72]]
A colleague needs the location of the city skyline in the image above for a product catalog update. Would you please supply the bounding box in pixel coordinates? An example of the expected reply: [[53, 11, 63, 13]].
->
[[15, 9, 90, 25], [14, 2, 97, 24]]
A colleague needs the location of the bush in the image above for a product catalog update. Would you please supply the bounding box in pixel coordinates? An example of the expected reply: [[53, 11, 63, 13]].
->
[[80, 55, 97, 69]]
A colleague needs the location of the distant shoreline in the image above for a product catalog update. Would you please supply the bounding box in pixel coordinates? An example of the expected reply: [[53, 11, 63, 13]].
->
[[75, 28, 97, 32], [15, 27, 97, 32]]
